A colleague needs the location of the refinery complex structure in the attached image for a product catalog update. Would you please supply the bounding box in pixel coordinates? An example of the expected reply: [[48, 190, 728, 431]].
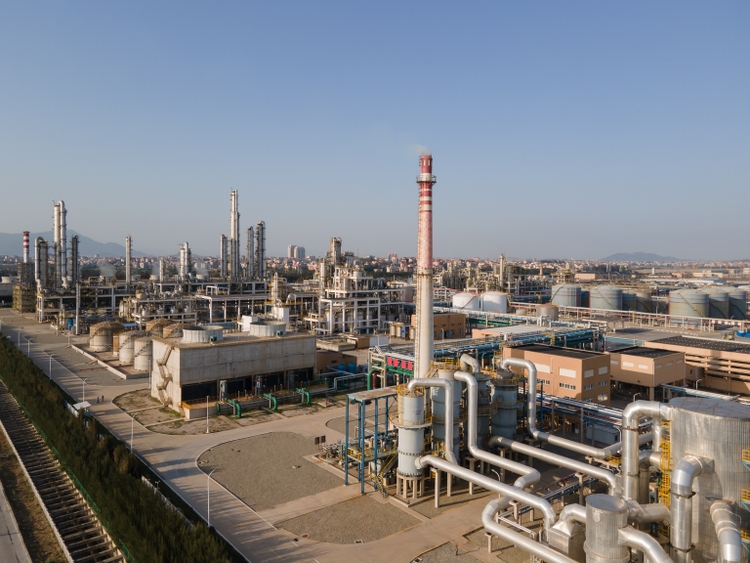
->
[[1, 154, 749, 563]]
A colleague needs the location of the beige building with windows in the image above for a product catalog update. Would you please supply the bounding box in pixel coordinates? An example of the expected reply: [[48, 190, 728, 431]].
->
[[503, 344, 611, 405], [608, 347, 686, 401]]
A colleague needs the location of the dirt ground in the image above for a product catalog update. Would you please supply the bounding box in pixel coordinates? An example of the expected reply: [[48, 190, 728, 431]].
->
[[113, 388, 159, 413], [148, 415, 242, 435], [0, 431, 66, 563]]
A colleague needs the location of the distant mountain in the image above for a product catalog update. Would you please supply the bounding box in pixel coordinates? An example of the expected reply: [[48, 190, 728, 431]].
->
[[602, 252, 680, 262], [0, 231, 149, 258]]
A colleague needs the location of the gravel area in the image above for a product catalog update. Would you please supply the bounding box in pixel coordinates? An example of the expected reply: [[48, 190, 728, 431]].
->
[[150, 415, 240, 435], [198, 432, 343, 510], [465, 517, 544, 563], [114, 389, 159, 412], [415, 541, 484, 563], [278, 495, 419, 543], [410, 487, 491, 518], [133, 407, 181, 426]]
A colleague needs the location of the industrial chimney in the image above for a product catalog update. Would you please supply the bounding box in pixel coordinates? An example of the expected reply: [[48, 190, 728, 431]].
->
[[414, 153, 436, 379]]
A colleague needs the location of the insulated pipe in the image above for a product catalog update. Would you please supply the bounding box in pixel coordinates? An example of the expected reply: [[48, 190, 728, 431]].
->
[[671, 455, 711, 563], [417, 455, 557, 529], [408, 378, 457, 464], [618, 527, 674, 563], [455, 370, 540, 490], [482, 499, 577, 563], [710, 501, 743, 563], [501, 358, 626, 459], [626, 500, 671, 525], [621, 401, 672, 502], [558, 503, 587, 527]]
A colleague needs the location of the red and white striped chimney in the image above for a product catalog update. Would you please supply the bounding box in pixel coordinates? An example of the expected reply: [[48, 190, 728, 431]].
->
[[414, 154, 436, 379], [23, 231, 29, 263]]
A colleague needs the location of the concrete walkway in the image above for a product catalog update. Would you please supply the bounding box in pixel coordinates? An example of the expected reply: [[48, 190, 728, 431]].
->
[[0, 310, 495, 563], [0, 479, 32, 563]]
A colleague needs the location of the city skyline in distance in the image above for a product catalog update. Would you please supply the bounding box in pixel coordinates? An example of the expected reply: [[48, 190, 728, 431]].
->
[[1, 3, 748, 260]]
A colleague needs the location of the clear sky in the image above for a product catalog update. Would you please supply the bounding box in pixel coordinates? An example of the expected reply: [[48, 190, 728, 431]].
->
[[1, 2, 748, 260]]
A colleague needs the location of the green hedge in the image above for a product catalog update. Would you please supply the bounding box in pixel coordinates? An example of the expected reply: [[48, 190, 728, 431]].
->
[[0, 337, 246, 563]]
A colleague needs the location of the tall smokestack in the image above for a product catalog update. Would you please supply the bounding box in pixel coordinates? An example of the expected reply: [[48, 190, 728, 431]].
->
[[22, 231, 29, 263], [125, 235, 132, 292], [414, 153, 436, 379]]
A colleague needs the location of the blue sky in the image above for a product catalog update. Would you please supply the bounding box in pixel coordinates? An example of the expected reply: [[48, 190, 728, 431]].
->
[[1, 2, 748, 260]]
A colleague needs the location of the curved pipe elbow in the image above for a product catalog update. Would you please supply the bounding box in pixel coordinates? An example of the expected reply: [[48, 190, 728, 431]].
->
[[711, 502, 743, 563], [618, 527, 674, 563], [459, 354, 480, 373], [626, 500, 671, 525], [623, 401, 672, 431], [672, 455, 710, 497]]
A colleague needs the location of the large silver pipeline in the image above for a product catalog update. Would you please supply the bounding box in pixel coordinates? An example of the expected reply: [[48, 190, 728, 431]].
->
[[501, 358, 627, 459], [417, 455, 557, 529], [626, 500, 671, 525], [618, 527, 674, 563], [710, 501, 743, 563], [454, 369, 540, 490], [621, 400, 672, 501], [558, 503, 587, 527], [408, 378, 457, 464], [671, 454, 712, 563], [482, 499, 577, 563]]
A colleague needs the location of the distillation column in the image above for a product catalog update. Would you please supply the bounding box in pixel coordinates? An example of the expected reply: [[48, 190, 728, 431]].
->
[[246, 227, 254, 280], [255, 221, 266, 280], [125, 235, 132, 292], [229, 190, 240, 280], [414, 153, 436, 379]]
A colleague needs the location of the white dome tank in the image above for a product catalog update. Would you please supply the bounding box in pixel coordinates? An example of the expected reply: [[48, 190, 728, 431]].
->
[[589, 285, 623, 311], [452, 292, 480, 311], [551, 284, 581, 307], [669, 290, 709, 318], [480, 292, 508, 313]]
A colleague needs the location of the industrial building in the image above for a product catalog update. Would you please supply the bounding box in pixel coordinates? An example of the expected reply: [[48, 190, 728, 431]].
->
[[608, 346, 687, 401]]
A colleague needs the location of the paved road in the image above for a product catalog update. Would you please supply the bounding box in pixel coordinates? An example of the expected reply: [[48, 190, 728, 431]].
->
[[0, 311, 494, 563]]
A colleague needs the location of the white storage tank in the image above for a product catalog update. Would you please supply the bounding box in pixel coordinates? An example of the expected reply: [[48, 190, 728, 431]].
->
[[480, 291, 508, 313], [669, 289, 709, 318], [396, 387, 426, 477], [589, 285, 623, 311], [133, 337, 152, 373], [728, 288, 748, 320], [245, 320, 286, 337], [703, 287, 730, 319], [182, 326, 224, 343], [551, 284, 581, 307], [119, 331, 145, 365], [536, 304, 559, 321], [452, 292, 480, 311], [89, 322, 120, 352]]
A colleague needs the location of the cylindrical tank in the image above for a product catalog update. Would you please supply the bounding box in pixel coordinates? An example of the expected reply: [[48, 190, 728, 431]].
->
[[580, 289, 590, 308], [145, 319, 169, 337], [89, 322, 120, 352], [635, 292, 653, 313], [584, 495, 630, 563], [182, 326, 224, 343], [396, 387, 426, 477], [162, 324, 183, 338], [668, 397, 750, 562], [728, 289, 748, 320], [475, 372, 492, 448], [112, 333, 120, 354], [490, 369, 518, 439], [133, 337, 152, 373], [703, 288, 730, 319], [481, 292, 508, 313], [589, 285, 623, 311], [118, 331, 144, 365], [622, 291, 637, 312], [536, 304, 559, 321], [452, 292, 480, 311], [669, 289, 709, 318], [551, 284, 581, 307], [430, 369, 461, 462]]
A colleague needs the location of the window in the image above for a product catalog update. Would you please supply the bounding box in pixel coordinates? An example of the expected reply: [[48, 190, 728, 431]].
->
[[623, 361, 634, 368], [655, 364, 662, 370], [610, 360, 619, 365], [559, 368, 577, 378], [666, 362, 673, 367], [558, 382, 576, 390], [538, 379, 551, 386], [599, 380, 608, 387], [584, 369, 594, 378], [536, 364, 551, 373], [598, 366, 609, 375], [584, 398, 594, 403], [597, 394, 609, 401], [676, 360, 683, 364], [638, 364, 649, 370], [584, 384, 594, 391]]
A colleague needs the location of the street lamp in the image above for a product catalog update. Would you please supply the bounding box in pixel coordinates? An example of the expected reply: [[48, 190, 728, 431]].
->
[[633, 392, 641, 403], [694, 378, 703, 390], [207, 468, 217, 528], [82, 378, 89, 403]]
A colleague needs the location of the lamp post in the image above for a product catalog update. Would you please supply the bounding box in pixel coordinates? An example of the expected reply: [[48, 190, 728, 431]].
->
[[694, 378, 703, 390], [633, 392, 641, 403], [207, 468, 217, 527]]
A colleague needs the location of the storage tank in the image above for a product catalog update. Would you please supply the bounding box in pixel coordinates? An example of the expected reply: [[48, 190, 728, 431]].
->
[[89, 322, 121, 352], [490, 369, 518, 439], [635, 292, 654, 313], [133, 337, 152, 373], [703, 288, 730, 319], [669, 289, 709, 318], [118, 330, 145, 365], [431, 369, 461, 462], [481, 292, 508, 313], [145, 319, 169, 337], [162, 324, 184, 338], [475, 372, 492, 448], [668, 397, 750, 562], [622, 291, 637, 312], [580, 289, 590, 308], [452, 292, 480, 311], [589, 285, 623, 311], [396, 386, 427, 478], [182, 326, 224, 343], [551, 284, 581, 307], [728, 288, 748, 320], [536, 304, 559, 321]]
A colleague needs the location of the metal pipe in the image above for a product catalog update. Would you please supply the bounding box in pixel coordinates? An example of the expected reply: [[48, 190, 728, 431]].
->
[[618, 527, 673, 563], [417, 455, 556, 529], [408, 378, 457, 464], [558, 503, 587, 527], [626, 500, 671, 525], [671, 454, 711, 563], [621, 400, 672, 501], [710, 501, 743, 563], [414, 153, 435, 379], [482, 499, 577, 563], [501, 357, 630, 459], [455, 370, 540, 490]]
